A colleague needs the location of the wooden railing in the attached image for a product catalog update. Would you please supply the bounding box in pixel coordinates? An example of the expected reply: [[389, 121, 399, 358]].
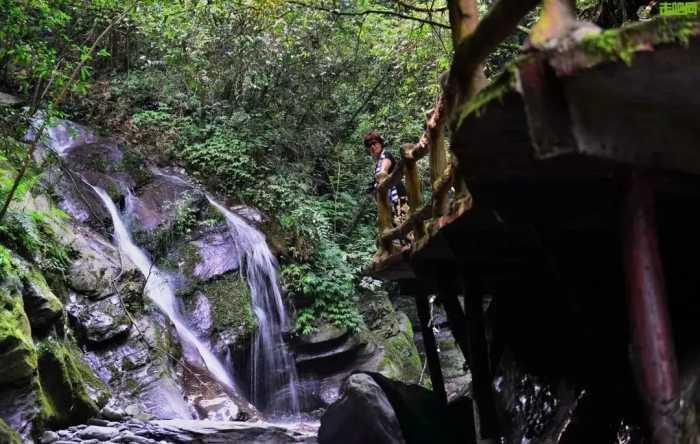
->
[[372, 0, 580, 260]]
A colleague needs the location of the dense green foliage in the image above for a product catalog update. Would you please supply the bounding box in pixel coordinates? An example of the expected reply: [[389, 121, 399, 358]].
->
[[0, 138, 71, 276], [58, 0, 456, 332], [1, 0, 647, 333]]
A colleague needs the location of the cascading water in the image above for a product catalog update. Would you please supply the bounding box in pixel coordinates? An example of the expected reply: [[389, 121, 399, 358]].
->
[[90, 186, 238, 392], [35, 119, 298, 419], [208, 198, 301, 416]]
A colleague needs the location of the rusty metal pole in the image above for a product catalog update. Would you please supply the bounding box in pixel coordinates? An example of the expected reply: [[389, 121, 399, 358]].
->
[[622, 173, 680, 444]]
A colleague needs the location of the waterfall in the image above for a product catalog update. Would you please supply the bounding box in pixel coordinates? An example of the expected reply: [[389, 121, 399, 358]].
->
[[208, 198, 301, 416], [90, 186, 237, 392]]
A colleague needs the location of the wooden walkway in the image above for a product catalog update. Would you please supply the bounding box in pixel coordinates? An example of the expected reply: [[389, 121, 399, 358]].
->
[[366, 15, 700, 444]]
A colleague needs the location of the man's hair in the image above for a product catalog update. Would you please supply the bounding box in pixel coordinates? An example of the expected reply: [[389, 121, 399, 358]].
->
[[363, 131, 384, 148]]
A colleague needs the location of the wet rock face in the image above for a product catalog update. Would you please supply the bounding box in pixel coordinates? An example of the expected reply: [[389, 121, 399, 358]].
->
[[131, 175, 200, 229], [128, 174, 210, 257], [291, 321, 377, 412], [188, 292, 214, 338], [187, 273, 256, 357], [35, 122, 150, 230], [191, 230, 241, 281], [67, 295, 131, 345], [319, 373, 405, 444], [82, 312, 193, 421], [295, 326, 365, 374], [34, 119, 98, 157], [51, 418, 318, 443]]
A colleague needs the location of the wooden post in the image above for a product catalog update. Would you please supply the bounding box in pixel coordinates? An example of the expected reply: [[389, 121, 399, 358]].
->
[[402, 144, 426, 240], [434, 264, 479, 440], [435, 266, 471, 362], [376, 171, 395, 256], [431, 130, 450, 217], [414, 283, 448, 405], [622, 173, 680, 444], [461, 265, 500, 441]]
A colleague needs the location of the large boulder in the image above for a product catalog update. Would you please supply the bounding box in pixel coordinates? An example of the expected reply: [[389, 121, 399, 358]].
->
[[366, 372, 475, 444], [0, 272, 38, 386], [318, 373, 406, 444], [21, 270, 64, 332], [0, 333, 110, 440], [67, 295, 131, 345], [66, 225, 128, 299], [321, 372, 475, 444], [36, 338, 110, 427], [375, 311, 423, 383]]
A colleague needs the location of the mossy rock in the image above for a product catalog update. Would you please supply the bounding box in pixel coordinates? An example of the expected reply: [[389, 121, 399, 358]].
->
[[197, 273, 256, 336], [377, 312, 423, 384], [0, 279, 38, 385], [118, 149, 152, 187], [161, 241, 202, 279], [36, 338, 110, 428], [0, 418, 21, 444], [22, 270, 64, 332]]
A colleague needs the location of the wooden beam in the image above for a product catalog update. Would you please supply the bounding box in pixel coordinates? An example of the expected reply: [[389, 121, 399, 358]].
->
[[401, 144, 426, 240], [376, 170, 395, 255], [449, 0, 539, 118], [414, 285, 448, 405], [461, 265, 500, 440]]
